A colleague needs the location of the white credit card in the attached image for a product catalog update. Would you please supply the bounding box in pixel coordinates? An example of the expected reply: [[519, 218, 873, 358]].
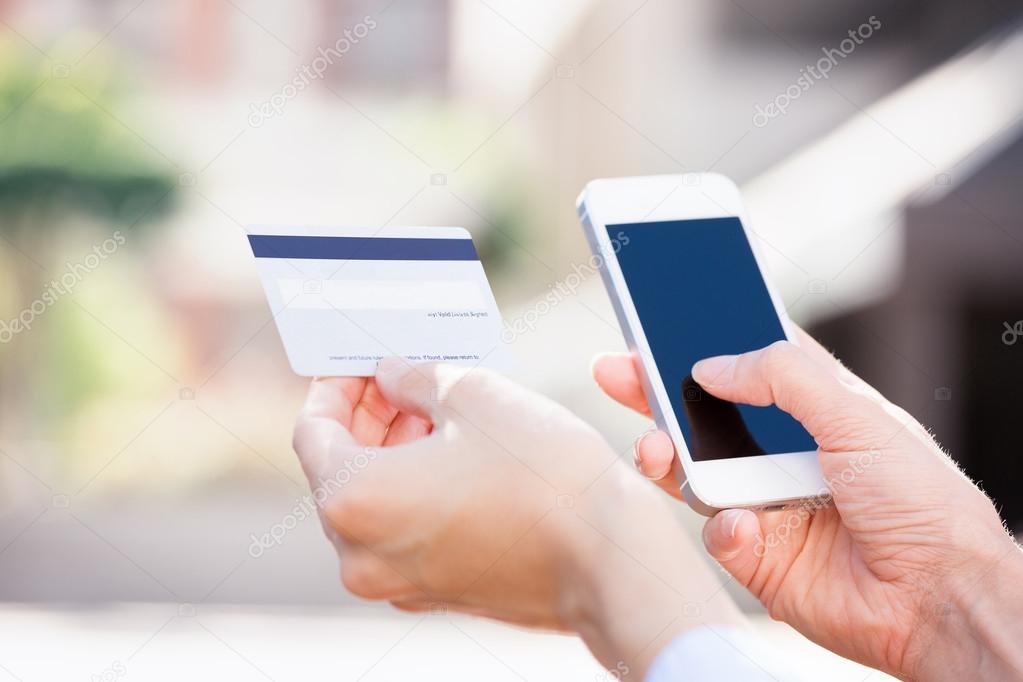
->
[[248, 226, 513, 377]]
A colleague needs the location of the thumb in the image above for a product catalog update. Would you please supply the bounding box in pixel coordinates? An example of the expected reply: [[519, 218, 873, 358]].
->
[[691, 340, 897, 453], [374, 357, 475, 422]]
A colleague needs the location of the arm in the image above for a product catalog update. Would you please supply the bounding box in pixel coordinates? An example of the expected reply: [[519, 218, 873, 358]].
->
[[910, 543, 1023, 679]]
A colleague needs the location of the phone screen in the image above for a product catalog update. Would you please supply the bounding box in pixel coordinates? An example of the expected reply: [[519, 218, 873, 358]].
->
[[607, 217, 817, 461]]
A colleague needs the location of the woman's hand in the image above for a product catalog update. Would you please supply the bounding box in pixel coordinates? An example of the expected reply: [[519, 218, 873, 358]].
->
[[592, 331, 1023, 679], [293, 360, 745, 678]]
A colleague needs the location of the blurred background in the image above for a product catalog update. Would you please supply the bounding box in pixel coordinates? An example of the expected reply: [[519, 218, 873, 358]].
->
[[1, 0, 1022, 679]]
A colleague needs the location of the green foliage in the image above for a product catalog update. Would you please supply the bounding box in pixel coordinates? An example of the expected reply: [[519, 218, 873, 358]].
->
[[0, 38, 176, 229]]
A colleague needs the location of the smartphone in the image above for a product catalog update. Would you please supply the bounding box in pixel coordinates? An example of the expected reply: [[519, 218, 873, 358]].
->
[[577, 173, 826, 515]]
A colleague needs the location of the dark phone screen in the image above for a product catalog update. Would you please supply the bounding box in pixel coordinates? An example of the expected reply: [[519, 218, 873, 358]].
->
[[608, 217, 817, 461]]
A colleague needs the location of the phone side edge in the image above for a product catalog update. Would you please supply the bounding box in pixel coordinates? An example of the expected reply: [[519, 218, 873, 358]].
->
[[577, 196, 721, 517]]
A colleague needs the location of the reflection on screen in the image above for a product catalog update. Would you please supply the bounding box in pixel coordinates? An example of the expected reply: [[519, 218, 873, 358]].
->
[[609, 217, 817, 461]]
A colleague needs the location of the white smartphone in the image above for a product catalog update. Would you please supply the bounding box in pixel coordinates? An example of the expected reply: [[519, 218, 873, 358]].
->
[[577, 173, 826, 515]]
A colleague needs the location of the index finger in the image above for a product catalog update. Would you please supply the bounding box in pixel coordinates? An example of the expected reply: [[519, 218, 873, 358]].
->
[[293, 378, 364, 482], [306, 377, 368, 428], [591, 352, 651, 417]]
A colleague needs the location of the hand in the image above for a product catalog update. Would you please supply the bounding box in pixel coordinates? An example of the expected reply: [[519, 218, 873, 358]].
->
[[592, 330, 1023, 678], [293, 360, 744, 678]]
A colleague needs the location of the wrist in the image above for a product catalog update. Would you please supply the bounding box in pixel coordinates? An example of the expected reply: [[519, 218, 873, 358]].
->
[[556, 470, 745, 679], [905, 535, 1023, 680]]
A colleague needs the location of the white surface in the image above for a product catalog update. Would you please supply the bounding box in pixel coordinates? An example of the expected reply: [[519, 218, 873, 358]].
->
[[0, 605, 892, 681], [276, 279, 487, 311]]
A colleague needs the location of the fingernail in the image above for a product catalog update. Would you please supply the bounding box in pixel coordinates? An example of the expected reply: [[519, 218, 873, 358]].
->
[[710, 509, 746, 561], [692, 355, 737, 387], [633, 431, 654, 468], [632, 433, 645, 467], [720, 509, 745, 539]]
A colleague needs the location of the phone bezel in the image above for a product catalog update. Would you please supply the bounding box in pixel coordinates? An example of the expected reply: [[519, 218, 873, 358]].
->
[[577, 173, 826, 513]]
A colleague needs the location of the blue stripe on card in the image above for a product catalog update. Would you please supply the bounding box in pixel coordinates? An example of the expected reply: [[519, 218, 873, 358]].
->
[[249, 235, 479, 261]]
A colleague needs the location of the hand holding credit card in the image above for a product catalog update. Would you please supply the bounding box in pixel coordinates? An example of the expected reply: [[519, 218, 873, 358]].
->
[[249, 226, 512, 376]]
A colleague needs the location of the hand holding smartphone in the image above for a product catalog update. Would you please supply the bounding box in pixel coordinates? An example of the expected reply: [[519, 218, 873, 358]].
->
[[577, 174, 826, 514]]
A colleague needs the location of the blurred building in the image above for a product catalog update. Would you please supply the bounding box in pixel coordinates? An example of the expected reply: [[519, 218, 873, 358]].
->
[[1, 0, 1022, 613], [813, 132, 1023, 534], [2, 1, 1023, 679]]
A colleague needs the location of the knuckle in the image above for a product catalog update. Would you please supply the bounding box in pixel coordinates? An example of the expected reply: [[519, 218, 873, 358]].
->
[[761, 340, 800, 373], [323, 485, 372, 535], [812, 390, 889, 449], [764, 595, 788, 623], [440, 366, 486, 403], [340, 558, 382, 599], [290, 415, 313, 454], [398, 368, 432, 401]]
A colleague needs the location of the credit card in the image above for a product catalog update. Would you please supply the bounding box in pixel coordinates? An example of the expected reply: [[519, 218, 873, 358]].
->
[[248, 226, 513, 376]]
